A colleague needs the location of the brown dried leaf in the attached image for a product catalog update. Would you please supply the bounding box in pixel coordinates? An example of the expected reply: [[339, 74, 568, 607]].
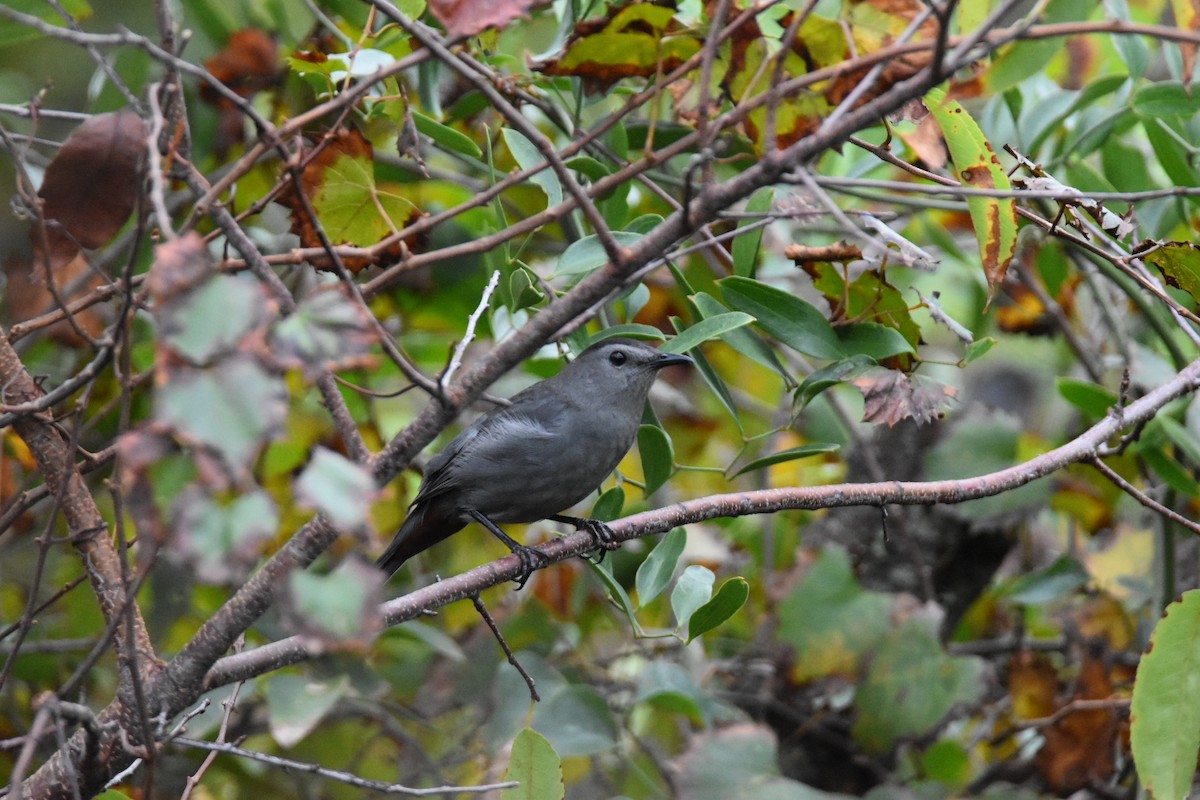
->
[[37, 109, 145, 251], [850, 367, 955, 426], [1034, 654, 1119, 794], [200, 28, 280, 106]]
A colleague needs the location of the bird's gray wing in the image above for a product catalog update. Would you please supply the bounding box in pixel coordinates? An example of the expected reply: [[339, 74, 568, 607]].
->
[[410, 397, 565, 505]]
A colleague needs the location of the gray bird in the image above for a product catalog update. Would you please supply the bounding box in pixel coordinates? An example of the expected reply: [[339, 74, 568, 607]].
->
[[377, 338, 692, 584]]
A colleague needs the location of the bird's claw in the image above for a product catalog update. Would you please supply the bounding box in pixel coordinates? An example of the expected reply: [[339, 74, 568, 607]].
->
[[511, 544, 551, 589], [579, 518, 620, 565]]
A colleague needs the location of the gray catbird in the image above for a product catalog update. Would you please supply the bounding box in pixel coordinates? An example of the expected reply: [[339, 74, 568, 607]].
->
[[377, 338, 692, 583]]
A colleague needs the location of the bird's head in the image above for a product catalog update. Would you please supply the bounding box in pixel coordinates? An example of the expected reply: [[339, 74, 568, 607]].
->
[[564, 337, 693, 399]]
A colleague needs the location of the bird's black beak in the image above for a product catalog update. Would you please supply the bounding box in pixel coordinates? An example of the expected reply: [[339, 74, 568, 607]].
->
[[653, 351, 694, 370]]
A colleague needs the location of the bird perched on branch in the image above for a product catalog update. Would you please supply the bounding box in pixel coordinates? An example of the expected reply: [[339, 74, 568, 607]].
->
[[376, 337, 692, 585]]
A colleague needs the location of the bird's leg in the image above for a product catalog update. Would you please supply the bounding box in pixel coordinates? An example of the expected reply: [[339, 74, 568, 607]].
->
[[549, 514, 620, 564], [466, 508, 549, 588]]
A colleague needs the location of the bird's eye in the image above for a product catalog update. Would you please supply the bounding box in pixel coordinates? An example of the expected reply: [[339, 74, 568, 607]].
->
[[608, 350, 628, 366]]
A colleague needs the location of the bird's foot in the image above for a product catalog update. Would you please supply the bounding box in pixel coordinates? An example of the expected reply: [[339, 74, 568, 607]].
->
[[578, 518, 620, 565], [511, 544, 551, 589]]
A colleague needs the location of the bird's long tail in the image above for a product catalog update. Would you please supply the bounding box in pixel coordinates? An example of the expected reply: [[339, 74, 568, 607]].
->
[[376, 502, 464, 577]]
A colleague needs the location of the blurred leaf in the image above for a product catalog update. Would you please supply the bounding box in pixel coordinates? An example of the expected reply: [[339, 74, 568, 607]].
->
[[662, 312, 755, 354], [295, 447, 378, 529], [637, 424, 675, 496], [563, 155, 610, 182], [1005, 555, 1090, 604], [687, 577, 749, 643], [502, 128, 562, 209], [732, 443, 840, 478], [1131, 590, 1200, 800], [271, 288, 375, 373], [502, 728, 563, 800], [778, 547, 891, 682], [636, 527, 686, 607], [0, 0, 92, 47], [1132, 82, 1200, 118], [732, 187, 773, 277], [635, 660, 707, 725], [172, 487, 278, 583], [533, 685, 618, 757], [265, 674, 349, 748], [720, 276, 842, 360], [284, 559, 383, 646], [675, 725, 850, 800], [852, 618, 986, 753], [156, 357, 287, 470], [671, 565, 714, 631], [160, 274, 271, 364]]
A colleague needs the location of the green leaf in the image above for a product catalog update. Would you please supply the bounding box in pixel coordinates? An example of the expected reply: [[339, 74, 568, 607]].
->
[[1131, 591, 1200, 800], [637, 424, 675, 496], [732, 187, 774, 277], [835, 322, 915, 359], [636, 527, 686, 607], [795, 355, 876, 408], [634, 660, 707, 725], [265, 674, 349, 748], [662, 312, 755, 354], [508, 265, 545, 310], [671, 565, 715, 631], [585, 559, 642, 635], [687, 577, 749, 643], [732, 443, 840, 478], [693, 292, 792, 380], [590, 485, 625, 521], [673, 317, 741, 429], [851, 617, 986, 753], [295, 447, 377, 529], [925, 86, 1017, 301], [502, 728, 564, 800], [1141, 241, 1200, 306], [720, 276, 842, 360], [0, 0, 92, 47], [1159, 416, 1200, 466], [1132, 82, 1200, 118], [412, 110, 482, 158], [556, 231, 645, 276], [501, 128, 562, 208], [1056, 378, 1118, 420], [563, 155, 611, 182], [584, 324, 665, 346], [960, 337, 996, 365]]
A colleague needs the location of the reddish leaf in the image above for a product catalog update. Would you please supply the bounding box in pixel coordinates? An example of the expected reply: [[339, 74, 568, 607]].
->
[[850, 367, 956, 426], [428, 0, 549, 37]]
